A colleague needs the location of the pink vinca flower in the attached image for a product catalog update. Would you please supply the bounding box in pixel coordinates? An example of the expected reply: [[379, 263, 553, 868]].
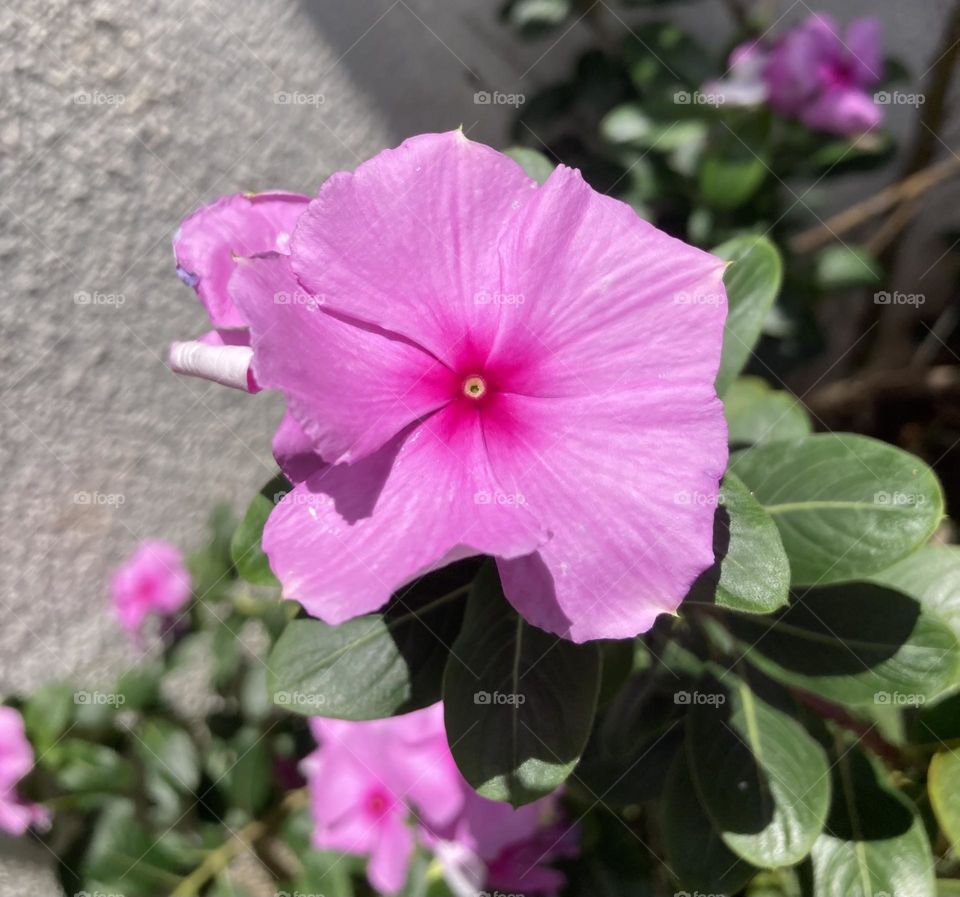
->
[[169, 191, 309, 391], [205, 131, 727, 642], [765, 13, 884, 135], [0, 707, 48, 836], [304, 705, 464, 894], [110, 540, 191, 635], [303, 703, 576, 896]]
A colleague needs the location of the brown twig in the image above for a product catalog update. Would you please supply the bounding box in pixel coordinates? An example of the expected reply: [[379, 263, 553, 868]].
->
[[789, 155, 960, 254]]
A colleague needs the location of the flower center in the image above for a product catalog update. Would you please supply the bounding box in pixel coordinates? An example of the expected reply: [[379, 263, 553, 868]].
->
[[462, 375, 487, 400]]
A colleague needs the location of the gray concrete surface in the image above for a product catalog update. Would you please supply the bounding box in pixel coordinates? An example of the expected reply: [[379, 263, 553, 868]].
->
[[1, 0, 956, 892]]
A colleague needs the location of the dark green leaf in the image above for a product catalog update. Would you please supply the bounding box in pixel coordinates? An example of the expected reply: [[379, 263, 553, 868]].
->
[[727, 582, 960, 706], [700, 120, 770, 211], [442, 563, 601, 805], [661, 753, 755, 894], [730, 434, 944, 584], [687, 671, 830, 866], [811, 746, 934, 897], [714, 236, 783, 395], [22, 682, 74, 755]]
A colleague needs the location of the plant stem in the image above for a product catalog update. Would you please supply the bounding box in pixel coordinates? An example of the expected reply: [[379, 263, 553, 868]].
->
[[170, 787, 308, 897]]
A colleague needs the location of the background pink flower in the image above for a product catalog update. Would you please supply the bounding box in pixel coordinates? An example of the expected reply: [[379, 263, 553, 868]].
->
[[303, 703, 577, 895], [110, 540, 191, 636], [0, 707, 47, 836]]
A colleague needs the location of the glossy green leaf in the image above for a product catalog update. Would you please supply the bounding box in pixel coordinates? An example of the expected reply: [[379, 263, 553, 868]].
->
[[230, 474, 289, 587], [662, 753, 755, 894], [811, 747, 935, 897], [442, 563, 601, 805], [730, 434, 944, 584], [267, 568, 471, 719], [687, 671, 830, 866], [505, 146, 555, 184], [724, 376, 812, 446], [700, 125, 769, 211], [726, 582, 960, 706], [714, 236, 783, 395], [688, 473, 790, 614], [930, 751, 960, 853]]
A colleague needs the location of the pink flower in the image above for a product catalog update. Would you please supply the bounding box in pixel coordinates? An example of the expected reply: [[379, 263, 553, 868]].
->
[[168, 191, 309, 391], [0, 707, 48, 836], [214, 131, 727, 643], [303, 704, 577, 895], [703, 15, 883, 136], [110, 540, 191, 635], [766, 13, 883, 135]]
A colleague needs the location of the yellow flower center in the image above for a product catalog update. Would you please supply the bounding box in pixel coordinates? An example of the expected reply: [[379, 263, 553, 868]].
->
[[462, 375, 487, 400]]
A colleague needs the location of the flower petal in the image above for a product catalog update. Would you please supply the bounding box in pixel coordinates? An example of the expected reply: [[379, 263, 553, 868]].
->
[[489, 164, 728, 401], [845, 17, 883, 86], [489, 391, 727, 642], [231, 252, 455, 464], [801, 85, 883, 135], [272, 411, 325, 484], [263, 407, 546, 625], [174, 191, 309, 328], [291, 131, 536, 366], [368, 812, 415, 895]]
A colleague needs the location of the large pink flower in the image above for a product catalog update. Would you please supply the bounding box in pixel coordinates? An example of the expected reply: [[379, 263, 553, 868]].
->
[[216, 131, 727, 642], [0, 707, 47, 836], [110, 540, 192, 635], [303, 703, 575, 895]]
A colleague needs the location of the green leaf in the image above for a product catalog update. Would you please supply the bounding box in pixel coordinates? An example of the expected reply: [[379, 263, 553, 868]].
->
[[600, 103, 653, 144], [714, 236, 783, 395], [505, 146, 556, 184], [811, 746, 935, 897], [930, 751, 960, 853], [700, 122, 770, 211], [577, 678, 685, 804], [22, 682, 74, 754], [661, 753, 755, 894], [268, 566, 472, 719], [135, 719, 200, 796], [869, 544, 960, 640], [724, 376, 812, 446], [442, 563, 601, 805], [815, 244, 882, 290], [687, 671, 830, 866], [230, 474, 289, 587], [730, 434, 944, 585], [53, 740, 136, 795], [504, 0, 571, 35], [687, 473, 790, 614], [726, 582, 960, 706]]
